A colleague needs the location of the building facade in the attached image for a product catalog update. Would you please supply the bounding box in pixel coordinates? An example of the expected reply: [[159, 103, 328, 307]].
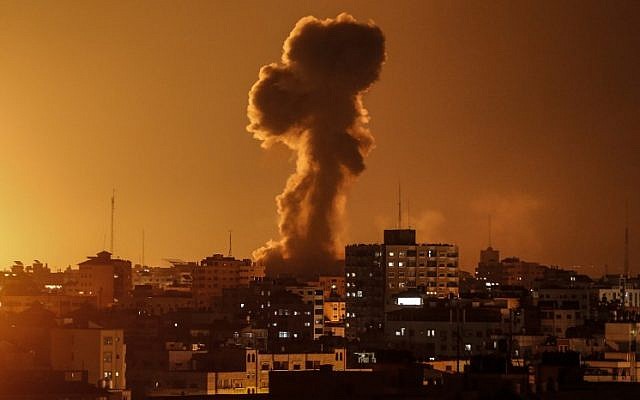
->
[[192, 254, 265, 309], [50, 327, 126, 390], [345, 229, 459, 341], [75, 251, 132, 308]]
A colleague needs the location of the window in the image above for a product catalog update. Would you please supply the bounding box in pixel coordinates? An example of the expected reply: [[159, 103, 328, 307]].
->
[[388, 262, 394, 267], [278, 331, 290, 338], [273, 361, 289, 370], [103, 352, 112, 363], [103, 337, 113, 345]]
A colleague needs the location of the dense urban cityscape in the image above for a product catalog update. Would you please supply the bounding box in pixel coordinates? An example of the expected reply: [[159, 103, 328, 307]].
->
[[0, 223, 638, 399], [2, 1, 639, 399]]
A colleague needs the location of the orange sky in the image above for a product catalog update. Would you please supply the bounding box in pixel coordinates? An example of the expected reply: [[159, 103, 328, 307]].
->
[[1, 0, 638, 273]]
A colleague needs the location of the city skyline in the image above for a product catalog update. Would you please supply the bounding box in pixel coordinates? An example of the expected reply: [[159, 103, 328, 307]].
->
[[1, 0, 639, 273]]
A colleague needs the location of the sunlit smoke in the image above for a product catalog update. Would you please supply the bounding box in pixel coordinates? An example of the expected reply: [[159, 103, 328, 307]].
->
[[247, 13, 385, 275]]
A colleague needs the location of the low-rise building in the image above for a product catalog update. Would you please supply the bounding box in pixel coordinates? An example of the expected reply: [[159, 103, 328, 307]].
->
[[147, 347, 346, 396]]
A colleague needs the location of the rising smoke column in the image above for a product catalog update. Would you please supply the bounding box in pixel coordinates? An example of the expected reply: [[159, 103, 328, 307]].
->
[[247, 13, 385, 275]]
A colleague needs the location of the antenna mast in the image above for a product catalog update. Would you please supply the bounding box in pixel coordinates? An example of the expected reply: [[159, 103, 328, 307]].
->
[[407, 198, 411, 229], [398, 183, 402, 229], [110, 189, 115, 254], [142, 229, 145, 267], [625, 201, 630, 278], [228, 230, 233, 257]]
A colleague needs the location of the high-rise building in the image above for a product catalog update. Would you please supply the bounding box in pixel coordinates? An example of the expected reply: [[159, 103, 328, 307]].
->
[[75, 251, 132, 308], [192, 254, 265, 309], [286, 284, 325, 340], [480, 247, 500, 266], [345, 229, 459, 341]]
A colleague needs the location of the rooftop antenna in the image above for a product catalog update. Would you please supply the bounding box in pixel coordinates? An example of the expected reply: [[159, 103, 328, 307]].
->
[[407, 198, 411, 229], [110, 189, 115, 254], [488, 214, 493, 248], [397, 182, 402, 229], [624, 200, 629, 278], [228, 229, 233, 257], [142, 229, 145, 267]]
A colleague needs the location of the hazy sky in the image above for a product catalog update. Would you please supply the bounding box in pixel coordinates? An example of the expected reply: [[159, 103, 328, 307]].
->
[[1, 0, 638, 274]]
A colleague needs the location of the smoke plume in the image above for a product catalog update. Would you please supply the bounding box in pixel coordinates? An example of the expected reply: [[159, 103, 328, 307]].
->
[[247, 14, 385, 275]]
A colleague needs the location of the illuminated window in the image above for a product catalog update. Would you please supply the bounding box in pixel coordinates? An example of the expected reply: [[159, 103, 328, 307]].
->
[[389, 252, 395, 257], [398, 262, 404, 267], [397, 297, 422, 306], [464, 344, 471, 351]]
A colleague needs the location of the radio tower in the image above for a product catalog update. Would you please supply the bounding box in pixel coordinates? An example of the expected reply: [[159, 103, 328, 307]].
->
[[624, 201, 630, 278], [110, 189, 115, 254], [397, 183, 402, 229]]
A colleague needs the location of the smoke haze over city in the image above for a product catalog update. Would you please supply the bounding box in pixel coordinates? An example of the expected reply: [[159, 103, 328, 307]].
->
[[0, 1, 638, 274]]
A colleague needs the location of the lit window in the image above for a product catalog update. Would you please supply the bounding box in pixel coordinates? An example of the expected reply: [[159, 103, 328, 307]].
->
[[388, 262, 394, 267], [389, 252, 394, 257], [357, 291, 363, 297], [398, 262, 404, 267], [465, 344, 471, 351]]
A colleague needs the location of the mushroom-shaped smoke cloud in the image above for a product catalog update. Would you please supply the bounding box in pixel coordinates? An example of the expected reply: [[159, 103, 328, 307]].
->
[[247, 13, 385, 276]]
